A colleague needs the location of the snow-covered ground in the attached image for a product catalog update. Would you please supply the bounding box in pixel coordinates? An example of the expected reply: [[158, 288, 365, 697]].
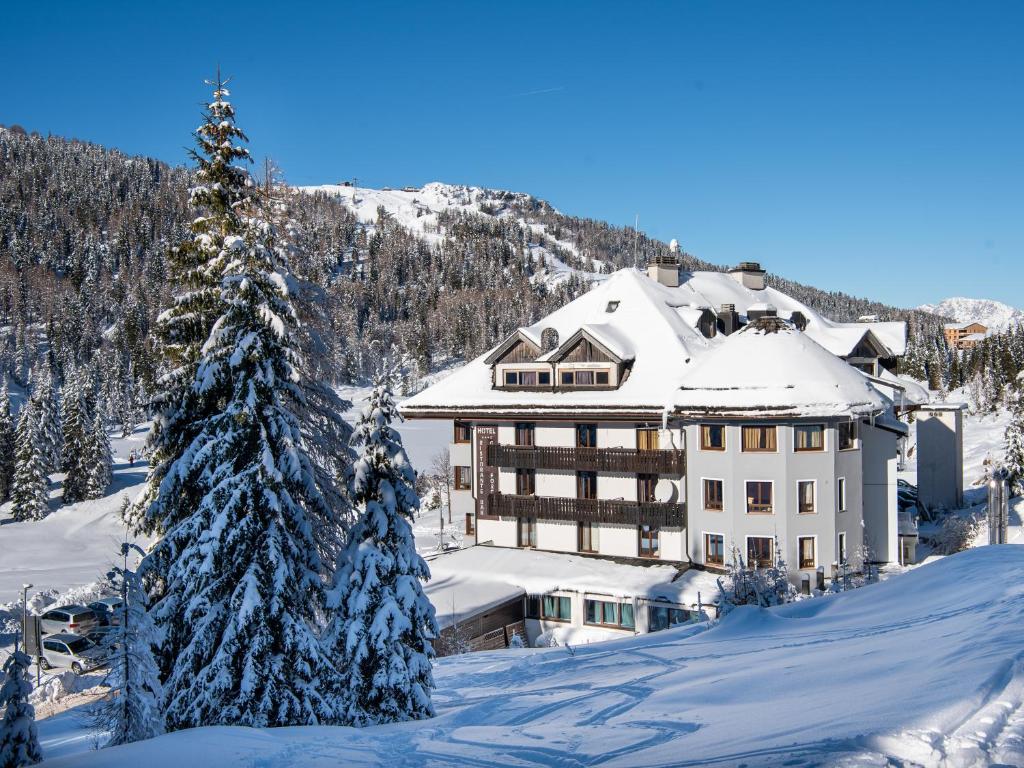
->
[[36, 546, 1024, 767]]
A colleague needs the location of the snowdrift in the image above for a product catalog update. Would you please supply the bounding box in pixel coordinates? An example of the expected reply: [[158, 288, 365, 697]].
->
[[39, 546, 1024, 767]]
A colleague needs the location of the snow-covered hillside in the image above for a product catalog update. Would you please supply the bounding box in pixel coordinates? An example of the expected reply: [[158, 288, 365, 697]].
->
[[38, 546, 1024, 768], [300, 181, 608, 286], [919, 297, 1024, 331]]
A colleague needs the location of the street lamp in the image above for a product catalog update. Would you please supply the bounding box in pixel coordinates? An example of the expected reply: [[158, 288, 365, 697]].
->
[[20, 583, 33, 654]]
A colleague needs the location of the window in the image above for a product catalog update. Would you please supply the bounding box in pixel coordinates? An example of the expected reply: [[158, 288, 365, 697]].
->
[[560, 370, 610, 387], [525, 596, 540, 619], [700, 424, 725, 451], [454, 421, 471, 444], [838, 421, 859, 450], [541, 595, 571, 621], [648, 604, 690, 632], [703, 479, 724, 511], [514, 422, 535, 447], [576, 423, 598, 448], [639, 524, 660, 557], [584, 599, 635, 630], [517, 517, 537, 548], [794, 424, 825, 452], [516, 468, 536, 496], [606, 300, 620, 313], [454, 466, 471, 490], [747, 536, 774, 568], [746, 481, 773, 514], [798, 536, 816, 569], [798, 480, 816, 514], [578, 521, 599, 552], [636, 426, 659, 451], [838, 532, 848, 564], [637, 473, 658, 503], [502, 370, 550, 387], [704, 532, 725, 566], [465, 513, 475, 535], [838, 477, 847, 512], [742, 425, 777, 452], [577, 471, 598, 499]]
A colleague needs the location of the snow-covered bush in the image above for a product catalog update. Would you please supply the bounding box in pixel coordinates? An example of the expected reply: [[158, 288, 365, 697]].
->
[[929, 513, 982, 555], [717, 540, 796, 612], [0, 649, 42, 768]]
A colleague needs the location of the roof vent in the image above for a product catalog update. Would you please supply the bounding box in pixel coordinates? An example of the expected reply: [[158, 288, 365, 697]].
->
[[541, 328, 559, 352], [717, 304, 741, 336], [747, 303, 778, 322], [605, 300, 620, 313]]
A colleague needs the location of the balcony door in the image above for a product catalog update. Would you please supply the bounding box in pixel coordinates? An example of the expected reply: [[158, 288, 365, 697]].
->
[[576, 423, 598, 448], [517, 517, 537, 548]]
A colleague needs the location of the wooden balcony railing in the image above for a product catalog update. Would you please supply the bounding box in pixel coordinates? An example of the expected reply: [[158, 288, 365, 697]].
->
[[486, 444, 685, 475], [486, 492, 686, 528]]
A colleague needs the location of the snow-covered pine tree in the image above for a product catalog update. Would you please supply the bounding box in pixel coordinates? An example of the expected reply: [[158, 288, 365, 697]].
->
[[140, 81, 339, 729], [324, 372, 438, 726], [0, 649, 42, 768], [84, 405, 112, 499], [32, 360, 62, 474], [0, 381, 15, 502], [60, 367, 90, 503], [126, 73, 254, 541], [11, 401, 47, 521], [1005, 386, 1024, 495], [89, 543, 164, 747]]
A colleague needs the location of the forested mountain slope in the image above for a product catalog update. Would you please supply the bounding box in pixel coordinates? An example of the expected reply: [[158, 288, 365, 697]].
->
[[0, 125, 950, 409]]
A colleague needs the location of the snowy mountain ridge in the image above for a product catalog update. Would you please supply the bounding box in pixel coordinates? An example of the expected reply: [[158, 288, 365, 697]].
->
[[918, 296, 1024, 331]]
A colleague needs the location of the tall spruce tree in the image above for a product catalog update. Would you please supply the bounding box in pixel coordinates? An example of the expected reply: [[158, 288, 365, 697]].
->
[[1005, 385, 1024, 495], [136, 76, 339, 730], [90, 543, 164, 747], [32, 360, 62, 474], [0, 649, 42, 768], [0, 381, 15, 502], [324, 373, 437, 726], [60, 368, 90, 503], [11, 401, 47, 521], [84, 406, 112, 499]]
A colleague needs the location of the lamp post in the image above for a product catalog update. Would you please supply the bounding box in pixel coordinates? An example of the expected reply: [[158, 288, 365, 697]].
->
[[20, 583, 33, 654]]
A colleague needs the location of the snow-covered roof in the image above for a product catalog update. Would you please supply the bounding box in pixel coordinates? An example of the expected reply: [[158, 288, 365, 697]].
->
[[874, 368, 931, 406], [426, 546, 719, 612], [673, 319, 890, 418], [401, 268, 905, 419]]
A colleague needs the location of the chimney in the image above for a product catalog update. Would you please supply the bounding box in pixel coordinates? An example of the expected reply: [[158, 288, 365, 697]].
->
[[747, 302, 778, 322], [647, 243, 680, 287], [728, 261, 766, 290], [717, 303, 740, 335]]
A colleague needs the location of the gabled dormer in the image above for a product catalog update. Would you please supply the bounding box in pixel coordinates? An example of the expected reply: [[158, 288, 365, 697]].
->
[[844, 330, 889, 376], [544, 325, 633, 390], [486, 330, 551, 389]]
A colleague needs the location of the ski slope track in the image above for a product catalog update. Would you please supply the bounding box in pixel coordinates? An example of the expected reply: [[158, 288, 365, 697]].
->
[[39, 546, 1024, 767]]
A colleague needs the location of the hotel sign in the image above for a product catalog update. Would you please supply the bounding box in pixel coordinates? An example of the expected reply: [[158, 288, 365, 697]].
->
[[475, 425, 499, 519]]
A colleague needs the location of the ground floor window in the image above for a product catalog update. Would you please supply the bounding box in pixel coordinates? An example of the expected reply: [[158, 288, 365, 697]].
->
[[584, 599, 635, 630], [798, 536, 816, 569], [465, 513, 475, 535], [747, 536, 773, 568], [704, 532, 725, 566], [517, 517, 536, 548], [542, 595, 572, 621], [525, 596, 540, 619], [838, 532, 848, 564], [454, 465, 471, 490], [639, 524, 660, 558], [578, 521, 599, 553], [648, 604, 690, 632]]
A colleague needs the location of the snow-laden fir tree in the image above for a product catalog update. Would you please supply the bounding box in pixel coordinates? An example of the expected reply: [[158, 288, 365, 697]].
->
[[324, 372, 438, 726], [32, 360, 62, 474], [10, 400, 47, 521], [1005, 385, 1024, 495], [0, 381, 15, 502], [0, 649, 42, 768], [126, 73, 254, 541], [89, 543, 164, 747], [60, 367, 90, 504], [137, 79, 340, 729], [84, 405, 112, 499]]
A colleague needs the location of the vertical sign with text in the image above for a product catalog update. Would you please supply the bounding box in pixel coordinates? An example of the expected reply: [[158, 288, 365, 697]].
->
[[475, 425, 498, 519]]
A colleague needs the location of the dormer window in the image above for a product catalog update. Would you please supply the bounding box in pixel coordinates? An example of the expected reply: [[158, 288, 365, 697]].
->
[[560, 369, 610, 387], [503, 370, 550, 387]]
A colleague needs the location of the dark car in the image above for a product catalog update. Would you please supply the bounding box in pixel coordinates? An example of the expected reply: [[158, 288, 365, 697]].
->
[[87, 597, 124, 626]]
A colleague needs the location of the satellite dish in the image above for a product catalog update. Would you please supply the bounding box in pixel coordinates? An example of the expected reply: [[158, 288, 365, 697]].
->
[[654, 479, 677, 503]]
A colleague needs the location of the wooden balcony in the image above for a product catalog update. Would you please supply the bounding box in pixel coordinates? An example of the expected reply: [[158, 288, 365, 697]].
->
[[487, 492, 686, 528], [486, 444, 685, 475]]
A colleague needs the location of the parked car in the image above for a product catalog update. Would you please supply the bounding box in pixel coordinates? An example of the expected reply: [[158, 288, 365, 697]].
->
[[39, 633, 105, 674], [87, 597, 124, 626], [39, 605, 98, 636]]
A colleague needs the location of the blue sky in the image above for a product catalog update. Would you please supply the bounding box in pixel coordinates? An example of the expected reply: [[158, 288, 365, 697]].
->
[[2, 1, 1022, 308]]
